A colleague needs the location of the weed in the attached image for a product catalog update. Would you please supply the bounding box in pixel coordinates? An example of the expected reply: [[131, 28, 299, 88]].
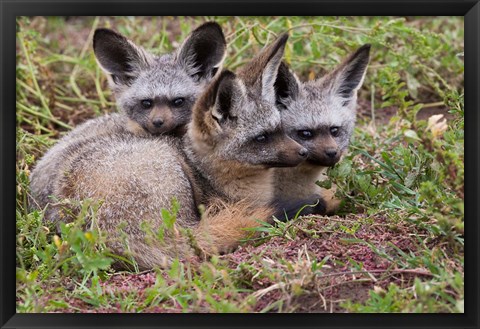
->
[[16, 16, 463, 313]]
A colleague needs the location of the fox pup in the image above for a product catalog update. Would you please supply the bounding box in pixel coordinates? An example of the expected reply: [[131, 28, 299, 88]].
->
[[30, 22, 226, 211], [273, 44, 371, 215], [34, 33, 308, 270]]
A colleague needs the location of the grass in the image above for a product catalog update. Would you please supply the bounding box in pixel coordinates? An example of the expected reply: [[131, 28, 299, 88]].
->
[[16, 16, 464, 313]]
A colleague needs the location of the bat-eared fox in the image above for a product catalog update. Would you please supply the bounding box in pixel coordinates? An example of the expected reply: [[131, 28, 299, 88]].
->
[[30, 22, 226, 212], [30, 31, 310, 270], [273, 44, 371, 216]]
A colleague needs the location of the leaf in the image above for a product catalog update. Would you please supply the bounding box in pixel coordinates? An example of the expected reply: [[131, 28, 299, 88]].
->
[[404, 129, 421, 141], [161, 209, 172, 227], [390, 181, 416, 196], [335, 160, 352, 179], [83, 256, 113, 272], [316, 179, 332, 189], [406, 72, 421, 98], [49, 300, 70, 308]]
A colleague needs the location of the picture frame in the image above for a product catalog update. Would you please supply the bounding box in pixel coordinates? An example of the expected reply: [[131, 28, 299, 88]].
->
[[2, 1, 478, 328]]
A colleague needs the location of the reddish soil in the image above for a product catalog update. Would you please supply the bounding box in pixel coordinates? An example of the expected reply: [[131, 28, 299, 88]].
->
[[223, 214, 428, 313], [50, 214, 432, 313]]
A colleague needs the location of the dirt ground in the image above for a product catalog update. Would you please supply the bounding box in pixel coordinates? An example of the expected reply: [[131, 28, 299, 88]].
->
[[52, 213, 434, 313]]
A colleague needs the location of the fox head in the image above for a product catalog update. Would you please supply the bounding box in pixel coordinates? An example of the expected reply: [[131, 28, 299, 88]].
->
[[93, 22, 226, 136], [189, 33, 308, 168], [275, 44, 371, 167]]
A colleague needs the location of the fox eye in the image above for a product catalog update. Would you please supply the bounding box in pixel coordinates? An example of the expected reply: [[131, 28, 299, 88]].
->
[[330, 126, 340, 137], [172, 98, 185, 107], [298, 130, 314, 140], [141, 99, 153, 109], [254, 134, 269, 143]]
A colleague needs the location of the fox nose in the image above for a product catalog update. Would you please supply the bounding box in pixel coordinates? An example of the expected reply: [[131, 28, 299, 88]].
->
[[152, 119, 164, 128], [325, 149, 337, 159], [298, 148, 308, 157]]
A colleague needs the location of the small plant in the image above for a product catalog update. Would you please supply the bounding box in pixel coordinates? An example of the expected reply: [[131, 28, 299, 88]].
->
[[16, 16, 463, 313]]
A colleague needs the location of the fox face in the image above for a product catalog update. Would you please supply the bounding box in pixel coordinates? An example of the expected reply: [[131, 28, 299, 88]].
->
[[275, 44, 371, 167], [93, 22, 226, 136], [190, 34, 308, 168]]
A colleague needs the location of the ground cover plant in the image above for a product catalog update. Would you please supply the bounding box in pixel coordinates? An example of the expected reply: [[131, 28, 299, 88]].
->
[[16, 16, 464, 313]]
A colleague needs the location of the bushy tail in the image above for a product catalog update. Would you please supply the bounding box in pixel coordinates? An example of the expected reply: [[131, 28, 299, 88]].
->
[[193, 198, 274, 256], [109, 199, 277, 270]]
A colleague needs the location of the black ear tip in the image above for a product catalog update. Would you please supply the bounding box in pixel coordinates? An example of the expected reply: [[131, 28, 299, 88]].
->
[[264, 32, 289, 62], [348, 44, 371, 64], [199, 21, 222, 30], [279, 32, 290, 41], [94, 28, 116, 39], [93, 28, 122, 48], [277, 32, 290, 46], [359, 44, 372, 55], [195, 21, 225, 38]]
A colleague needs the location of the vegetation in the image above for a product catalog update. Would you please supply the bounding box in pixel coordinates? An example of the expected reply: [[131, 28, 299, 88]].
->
[[16, 16, 464, 313]]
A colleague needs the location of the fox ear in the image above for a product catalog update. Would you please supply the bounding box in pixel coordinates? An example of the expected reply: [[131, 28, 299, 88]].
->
[[194, 70, 238, 130], [328, 44, 371, 105], [259, 33, 289, 103], [210, 71, 238, 125], [93, 28, 154, 86], [239, 33, 289, 103], [176, 22, 227, 82], [274, 61, 300, 109]]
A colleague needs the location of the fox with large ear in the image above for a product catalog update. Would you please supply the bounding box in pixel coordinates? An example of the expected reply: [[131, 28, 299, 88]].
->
[[30, 22, 226, 214], [273, 44, 371, 216], [93, 22, 227, 136], [29, 32, 309, 270], [185, 33, 308, 207]]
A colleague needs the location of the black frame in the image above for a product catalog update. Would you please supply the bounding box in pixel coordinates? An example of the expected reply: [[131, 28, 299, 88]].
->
[[1, 1, 478, 328]]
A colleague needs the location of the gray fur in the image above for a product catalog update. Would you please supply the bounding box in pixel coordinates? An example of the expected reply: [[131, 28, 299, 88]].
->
[[30, 22, 227, 211], [273, 45, 371, 212], [29, 113, 138, 211], [49, 133, 198, 269], [94, 23, 227, 136]]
